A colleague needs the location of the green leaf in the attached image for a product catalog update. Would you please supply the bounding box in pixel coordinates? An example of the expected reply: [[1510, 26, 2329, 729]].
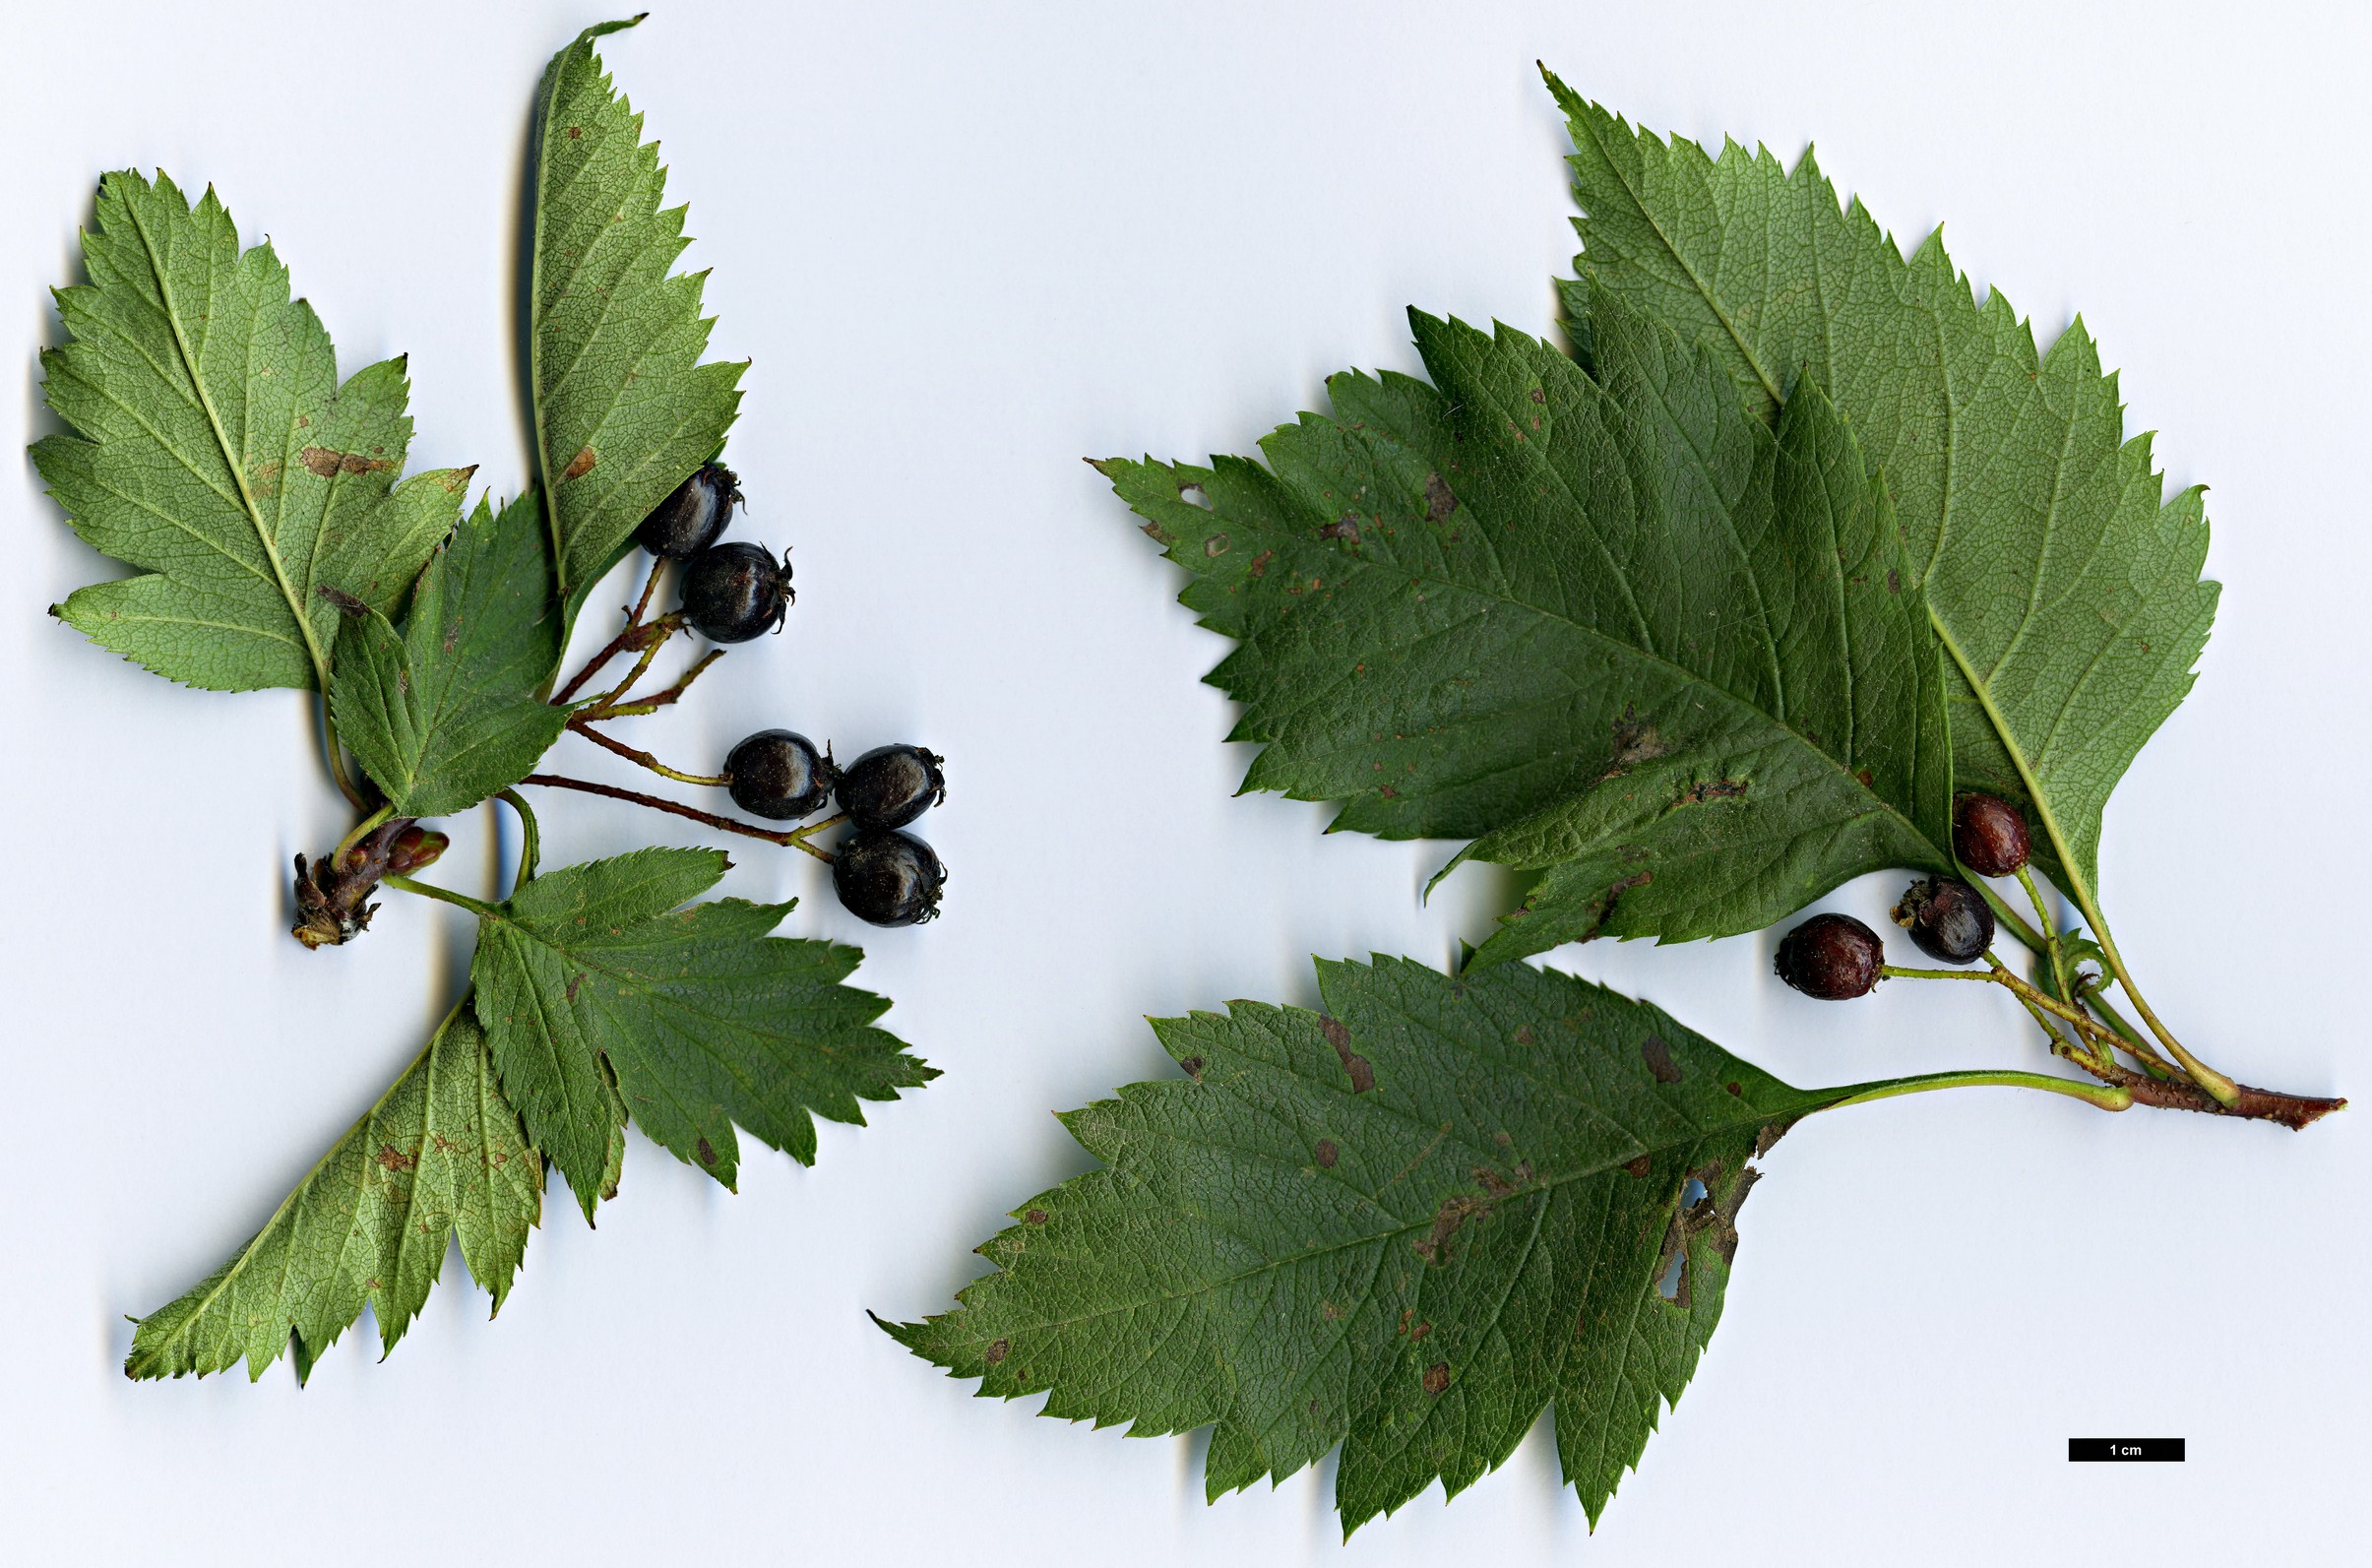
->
[[126, 1003, 540, 1382], [887, 955, 1843, 1532], [530, 17, 744, 621], [35, 169, 470, 693], [331, 490, 572, 817], [1546, 75, 2217, 905], [468, 847, 935, 1220], [1100, 289, 1952, 960]]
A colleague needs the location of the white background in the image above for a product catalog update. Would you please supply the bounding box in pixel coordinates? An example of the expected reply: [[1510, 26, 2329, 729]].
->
[[2, 1, 2365, 1561]]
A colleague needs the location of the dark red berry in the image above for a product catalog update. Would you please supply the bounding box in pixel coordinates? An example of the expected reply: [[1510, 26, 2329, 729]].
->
[[1892, 877, 1994, 965], [1775, 913, 1884, 1000], [835, 744, 945, 831], [833, 828, 945, 926], [636, 463, 742, 560], [681, 541, 793, 642], [1954, 792, 2031, 878], [726, 729, 838, 821]]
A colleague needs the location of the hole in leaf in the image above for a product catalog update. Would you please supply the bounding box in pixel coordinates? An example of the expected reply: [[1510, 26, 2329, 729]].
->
[[1656, 1250, 1686, 1302], [1681, 1177, 1707, 1208]]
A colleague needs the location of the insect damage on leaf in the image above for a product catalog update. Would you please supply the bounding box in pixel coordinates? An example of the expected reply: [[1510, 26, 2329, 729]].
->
[[885, 956, 1844, 1533]]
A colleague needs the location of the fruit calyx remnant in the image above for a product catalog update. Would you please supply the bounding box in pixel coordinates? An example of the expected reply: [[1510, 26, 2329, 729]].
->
[[1892, 877, 1995, 965]]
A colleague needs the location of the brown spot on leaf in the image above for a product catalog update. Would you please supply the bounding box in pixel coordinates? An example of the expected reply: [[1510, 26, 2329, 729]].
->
[[1754, 1119, 1795, 1159], [1422, 472, 1458, 521], [1315, 1139, 1339, 1168], [1623, 1154, 1653, 1178], [1641, 1035, 1682, 1084], [249, 459, 282, 497], [697, 1137, 717, 1165], [1610, 709, 1668, 771], [376, 1144, 416, 1172], [984, 1339, 1008, 1365], [1319, 515, 1361, 543], [566, 972, 585, 1003], [562, 446, 598, 481], [568, 125, 583, 140], [1528, 386, 1546, 404], [314, 585, 369, 616], [1204, 532, 1229, 557], [1514, 1026, 1535, 1045], [1414, 1194, 1490, 1264], [1319, 1016, 1374, 1093], [1025, 1208, 1048, 1225], [1421, 1362, 1451, 1396], [1887, 567, 1902, 595], [1725, 1081, 1743, 1097], [299, 445, 393, 478], [1249, 548, 1272, 578], [1180, 1055, 1205, 1082], [1855, 767, 1875, 787], [1679, 778, 1748, 804]]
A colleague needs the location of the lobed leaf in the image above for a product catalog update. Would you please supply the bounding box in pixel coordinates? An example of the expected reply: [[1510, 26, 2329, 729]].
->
[[887, 955, 1841, 1532], [126, 1005, 540, 1382], [1101, 289, 1953, 958], [35, 170, 468, 692], [530, 17, 744, 624], [332, 490, 572, 818], [469, 848, 936, 1219], [1548, 74, 2217, 901]]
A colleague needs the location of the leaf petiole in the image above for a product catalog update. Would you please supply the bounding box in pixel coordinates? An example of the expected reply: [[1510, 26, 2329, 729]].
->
[[334, 804, 395, 862], [320, 704, 369, 811], [1822, 1068, 2133, 1115], [384, 874, 500, 917], [497, 787, 540, 887]]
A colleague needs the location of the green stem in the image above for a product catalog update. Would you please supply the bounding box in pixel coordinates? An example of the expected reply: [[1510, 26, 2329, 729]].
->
[[497, 787, 540, 888], [1928, 611, 2237, 1105], [1881, 959, 2126, 1065], [2083, 984, 2172, 1078], [384, 874, 499, 918], [1969, 876, 2045, 955], [334, 804, 394, 861], [568, 719, 729, 786], [2017, 863, 2072, 1003], [320, 704, 368, 811], [1822, 1069, 2132, 1115], [590, 648, 725, 719]]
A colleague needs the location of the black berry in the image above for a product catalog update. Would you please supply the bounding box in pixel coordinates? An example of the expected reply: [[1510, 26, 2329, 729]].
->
[[1954, 792, 2031, 878], [636, 463, 742, 560], [681, 541, 793, 642], [832, 829, 945, 926], [835, 744, 946, 831], [725, 729, 838, 821], [1775, 913, 1884, 1000], [1892, 877, 1995, 965]]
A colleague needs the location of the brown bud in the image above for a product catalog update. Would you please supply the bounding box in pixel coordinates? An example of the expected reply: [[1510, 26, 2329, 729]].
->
[[386, 826, 450, 875]]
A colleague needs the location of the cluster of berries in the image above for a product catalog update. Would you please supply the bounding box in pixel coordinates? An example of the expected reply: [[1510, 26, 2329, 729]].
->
[[1775, 793, 2030, 1000], [727, 731, 948, 926], [636, 464, 948, 927]]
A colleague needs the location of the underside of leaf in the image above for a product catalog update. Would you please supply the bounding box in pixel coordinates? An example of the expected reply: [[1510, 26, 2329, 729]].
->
[[1547, 74, 2217, 901], [531, 17, 744, 620], [126, 1004, 540, 1382], [36, 169, 468, 693], [1101, 288, 1952, 955], [888, 955, 1841, 1532]]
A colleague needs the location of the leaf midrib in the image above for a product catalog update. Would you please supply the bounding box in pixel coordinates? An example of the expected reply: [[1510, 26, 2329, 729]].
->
[[123, 190, 332, 692]]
